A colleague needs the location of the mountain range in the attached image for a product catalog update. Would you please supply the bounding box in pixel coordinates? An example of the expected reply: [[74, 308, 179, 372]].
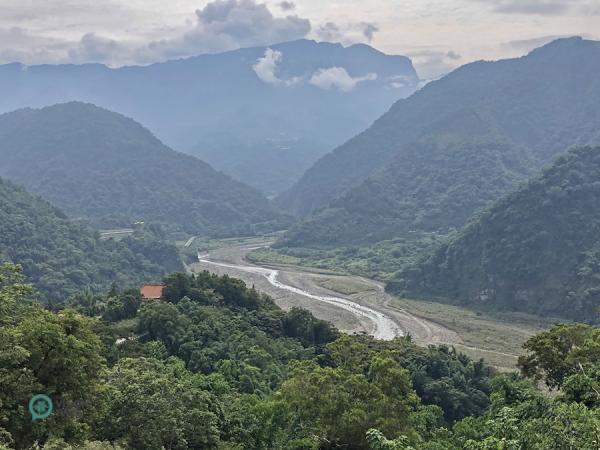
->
[[0, 102, 285, 236], [0, 39, 419, 195], [277, 37, 600, 247]]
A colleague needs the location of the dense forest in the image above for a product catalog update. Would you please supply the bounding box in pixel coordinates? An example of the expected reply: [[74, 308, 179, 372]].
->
[[0, 102, 288, 236], [389, 146, 600, 322], [278, 114, 533, 246], [277, 37, 600, 247], [2, 264, 600, 449], [0, 178, 181, 305]]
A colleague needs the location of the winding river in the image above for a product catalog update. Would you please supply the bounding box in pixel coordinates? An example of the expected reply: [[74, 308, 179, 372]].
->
[[198, 253, 403, 341]]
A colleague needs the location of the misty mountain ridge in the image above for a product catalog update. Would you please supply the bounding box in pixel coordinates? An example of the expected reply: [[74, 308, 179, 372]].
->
[[0, 102, 287, 236], [0, 39, 419, 195], [277, 37, 600, 247]]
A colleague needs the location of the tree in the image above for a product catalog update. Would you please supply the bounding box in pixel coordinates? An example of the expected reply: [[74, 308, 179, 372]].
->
[[366, 429, 414, 450], [95, 358, 221, 449], [518, 324, 600, 388], [282, 307, 338, 347], [0, 264, 105, 448]]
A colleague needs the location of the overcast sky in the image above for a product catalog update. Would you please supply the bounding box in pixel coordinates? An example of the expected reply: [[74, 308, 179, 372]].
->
[[0, 0, 598, 78]]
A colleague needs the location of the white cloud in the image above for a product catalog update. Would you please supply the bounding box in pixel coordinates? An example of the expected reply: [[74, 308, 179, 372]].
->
[[387, 74, 415, 89], [251, 48, 308, 87], [475, 0, 578, 16], [406, 49, 462, 79], [0, 0, 597, 75], [0, 0, 312, 66], [314, 21, 380, 46], [252, 51, 380, 91], [253, 47, 283, 84], [309, 67, 377, 92], [137, 0, 311, 63]]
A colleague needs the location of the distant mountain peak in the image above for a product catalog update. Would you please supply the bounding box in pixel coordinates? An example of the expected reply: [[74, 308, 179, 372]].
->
[[527, 35, 596, 58]]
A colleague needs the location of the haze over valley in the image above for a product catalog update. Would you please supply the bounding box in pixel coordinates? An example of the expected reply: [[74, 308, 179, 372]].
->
[[1, 1, 600, 449]]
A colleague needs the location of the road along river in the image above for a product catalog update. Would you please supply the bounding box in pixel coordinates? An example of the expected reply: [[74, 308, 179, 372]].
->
[[192, 243, 459, 345]]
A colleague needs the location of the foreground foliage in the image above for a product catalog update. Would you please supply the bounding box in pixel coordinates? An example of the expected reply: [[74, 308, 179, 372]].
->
[[2, 265, 498, 449], [3, 265, 600, 448]]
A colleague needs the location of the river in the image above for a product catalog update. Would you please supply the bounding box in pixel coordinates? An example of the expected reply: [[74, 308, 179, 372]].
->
[[198, 253, 403, 340]]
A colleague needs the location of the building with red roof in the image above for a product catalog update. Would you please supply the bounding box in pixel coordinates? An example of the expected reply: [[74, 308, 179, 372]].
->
[[140, 284, 164, 301]]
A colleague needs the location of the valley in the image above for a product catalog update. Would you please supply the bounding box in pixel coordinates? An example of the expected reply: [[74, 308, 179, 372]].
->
[[2, 12, 600, 446], [192, 239, 546, 370]]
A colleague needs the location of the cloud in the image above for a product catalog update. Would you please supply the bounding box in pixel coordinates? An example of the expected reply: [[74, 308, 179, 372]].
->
[[475, 0, 581, 16], [446, 50, 461, 60], [68, 33, 132, 64], [142, 0, 311, 62], [252, 48, 381, 91], [315, 22, 343, 42], [309, 67, 377, 92], [0, 27, 72, 64], [278, 1, 295, 11], [252, 51, 384, 92], [0, 0, 312, 66], [314, 21, 379, 45], [253, 48, 283, 83], [360, 22, 379, 42], [387, 74, 415, 89], [407, 49, 460, 79]]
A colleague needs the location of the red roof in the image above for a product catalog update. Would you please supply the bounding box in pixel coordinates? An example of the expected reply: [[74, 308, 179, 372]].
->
[[140, 284, 164, 300]]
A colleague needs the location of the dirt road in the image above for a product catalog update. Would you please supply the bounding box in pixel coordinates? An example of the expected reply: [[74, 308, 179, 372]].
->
[[191, 242, 460, 346]]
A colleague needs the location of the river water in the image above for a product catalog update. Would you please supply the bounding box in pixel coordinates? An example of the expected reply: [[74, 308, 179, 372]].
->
[[198, 254, 403, 341]]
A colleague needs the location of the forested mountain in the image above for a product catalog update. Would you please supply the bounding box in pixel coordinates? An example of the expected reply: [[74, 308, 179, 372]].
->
[[389, 146, 600, 322], [0, 102, 286, 235], [277, 37, 600, 246], [0, 39, 419, 194], [0, 178, 181, 304]]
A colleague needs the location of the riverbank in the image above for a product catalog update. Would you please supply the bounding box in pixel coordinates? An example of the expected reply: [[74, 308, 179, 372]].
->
[[191, 240, 547, 371]]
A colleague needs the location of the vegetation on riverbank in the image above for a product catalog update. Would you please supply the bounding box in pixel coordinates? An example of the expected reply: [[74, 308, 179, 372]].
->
[[252, 233, 446, 281]]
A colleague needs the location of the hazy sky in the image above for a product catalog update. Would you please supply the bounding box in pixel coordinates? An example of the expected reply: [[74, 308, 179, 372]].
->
[[1, 0, 598, 78]]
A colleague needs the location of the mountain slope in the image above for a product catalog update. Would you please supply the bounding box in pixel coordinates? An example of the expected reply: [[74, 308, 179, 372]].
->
[[0, 39, 419, 194], [388, 146, 600, 322], [0, 177, 182, 304], [0, 102, 285, 235], [277, 37, 600, 245], [278, 110, 536, 246]]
